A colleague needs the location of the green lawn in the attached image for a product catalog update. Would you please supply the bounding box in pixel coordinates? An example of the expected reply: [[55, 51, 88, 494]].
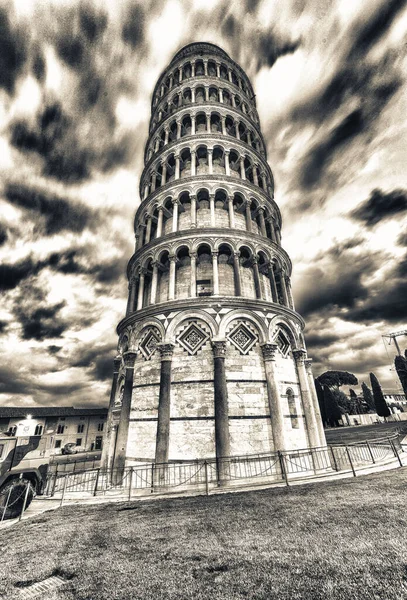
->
[[1, 469, 407, 599]]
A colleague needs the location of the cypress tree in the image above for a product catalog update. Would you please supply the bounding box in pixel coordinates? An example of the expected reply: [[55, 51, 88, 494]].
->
[[349, 389, 358, 414], [370, 373, 391, 418], [314, 378, 327, 426], [361, 382, 375, 412], [323, 385, 342, 427]]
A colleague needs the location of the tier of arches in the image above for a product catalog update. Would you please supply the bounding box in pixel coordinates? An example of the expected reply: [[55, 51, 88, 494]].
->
[[135, 189, 281, 250], [126, 243, 294, 313], [142, 144, 272, 200], [153, 57, 254, 114], [151, 83, 258, 133], [147, 109, 265, 164]]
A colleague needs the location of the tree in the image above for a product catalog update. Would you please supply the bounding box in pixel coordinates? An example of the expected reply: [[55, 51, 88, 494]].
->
[[317, 371, 358, 388], [395, 353, 407, 397], [332, 388, 352, 414], [370, 373, 391, 418], [361, 382, 375, 412], [323, 385, 342, 427], [315, 378, 327, 426], [349, 389, 361, 414]]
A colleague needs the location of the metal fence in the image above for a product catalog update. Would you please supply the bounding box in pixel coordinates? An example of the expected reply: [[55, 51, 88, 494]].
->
[[43, 434, 404, 502]]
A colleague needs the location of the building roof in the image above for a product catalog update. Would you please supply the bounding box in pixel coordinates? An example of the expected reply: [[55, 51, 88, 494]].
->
[[0, 406, 108, 418]]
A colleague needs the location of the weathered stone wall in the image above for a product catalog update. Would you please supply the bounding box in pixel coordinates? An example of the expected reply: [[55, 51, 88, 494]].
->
[[218, 261, 235, 295]]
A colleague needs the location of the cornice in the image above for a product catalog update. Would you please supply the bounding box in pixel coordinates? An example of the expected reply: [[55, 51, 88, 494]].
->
[[138, 172, 275, 210], [117, 296, 305, 334], [147, 99, 262, 152], [126, 228, 292, 276], [135, 174, 280, 225], [150, 75, 258, 131], [144, 131, 267, 174]]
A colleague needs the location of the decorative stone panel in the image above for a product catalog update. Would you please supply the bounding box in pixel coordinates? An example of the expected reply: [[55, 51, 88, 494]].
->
[[139, 326, 162, 360], [176, 320, 211, 355], [227, 321, 259, 355]]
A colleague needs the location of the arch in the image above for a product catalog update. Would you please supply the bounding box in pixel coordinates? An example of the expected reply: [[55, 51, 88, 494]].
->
[[166, 309, 218, 341], [218, 310, 268, 343], [218, 243, 235, 296], [268, 317, 301, 348]]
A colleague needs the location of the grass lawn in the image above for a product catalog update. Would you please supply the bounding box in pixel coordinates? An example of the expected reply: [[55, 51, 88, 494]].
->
[[325, 421, 407, 444], [1, 469, 407, 599]]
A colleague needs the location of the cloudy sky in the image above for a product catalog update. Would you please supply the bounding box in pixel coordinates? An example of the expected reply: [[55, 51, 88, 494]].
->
[[0, 0, 406, 408]]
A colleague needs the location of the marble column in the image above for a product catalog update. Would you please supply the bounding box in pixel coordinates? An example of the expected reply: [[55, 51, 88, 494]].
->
[[145, 216, 152, 244], [261, 343, 287, 451], [212, 251, 219, 295], [126, 277, 137, 316], [293, 349, 321, 450], [168, 255, 177, 300], [101, 355, 122, 471], [150, 262, 159, 305], [206, 113, 211, 132], [212, 340, 230, 484], [224, 150, 230, 176], [258, 208, 267, 237], [245, 200, 252, 232], [209, 192, 215, 225], [172, 200, 179, 233], [304, 358, 327, 447], [227, 195, 235, 228], [233, 251, 242, 296], [208, 149, 213, 175], [113, 351, 137, 477], [252, 258, 262, 299], [190, 194, 197, 227], [155, 343, 175, 464], [279, 271, 290, 307], [175, 154, 180, 179], [268, 266, 278, 303], [240, 156, 246, 180], [190, 252, 197, 297], [136, 270, 146, 310], [157, 207, 164, 237], [191, 150, 196, 176]]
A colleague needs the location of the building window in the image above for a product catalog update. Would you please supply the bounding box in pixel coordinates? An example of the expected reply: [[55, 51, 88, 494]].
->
[[55, 439, 62, 448], [287, 388, 299, 429], [8, 426, 17, 437], [57, 425, 65, 434], [76, 438, 82, 447], [80, 416, 85, 420], [77, 424, 84, 434], [34, 424, 43, 436], [59, 417, 66, 421], [97, 423, 104, 432]]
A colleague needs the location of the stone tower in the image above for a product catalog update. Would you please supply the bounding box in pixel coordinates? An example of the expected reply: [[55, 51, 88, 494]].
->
[[102, 42, 326, 475]]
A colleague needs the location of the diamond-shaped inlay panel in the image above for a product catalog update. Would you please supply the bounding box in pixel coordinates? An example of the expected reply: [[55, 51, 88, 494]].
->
[[139, 328, 161, 360], [177, 322, 210, 355], [227, 322, 258, 355]]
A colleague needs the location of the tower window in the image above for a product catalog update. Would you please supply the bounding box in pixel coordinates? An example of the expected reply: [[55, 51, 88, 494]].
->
[[77, 424, 84, 434], [57, 425, 65, 434], [34, 424, 43, 436]]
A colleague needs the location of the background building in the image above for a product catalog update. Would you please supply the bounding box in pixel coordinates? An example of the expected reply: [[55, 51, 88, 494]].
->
[[102, 43, 326, 475], [0, 407, 107, 455]]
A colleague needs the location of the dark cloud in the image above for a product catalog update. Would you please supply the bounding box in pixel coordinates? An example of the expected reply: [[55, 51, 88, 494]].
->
[[20, 302, 67, 341], [344, 280, 407, 324], [301, 109, 365, 187], [5, 183, 96, 235], [56, 35, 85, 69], [348, 0, 406, 59], [257, 31, 300, 69], [0, 223, 8, 246], [0, 7, 27, 94], [0, 321, 8, 334], [0, 365, 33, 396], [79, 5, 108, 43], [10, 102, 92, 183], [350, 188, 407, 227], [222, 15, 237, 39], [397, 230, 407, 247], [296, 246, 381, 317], [48, 345, 62, 355], [72, 344, 117, 381], [304, 331, 342, 349], [0, 258, 39, 291], [32, 48, 46, 81], [122, 4, 145, 48]]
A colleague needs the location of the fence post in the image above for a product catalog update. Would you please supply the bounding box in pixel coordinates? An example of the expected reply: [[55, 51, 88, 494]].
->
[[329, 446, 338, 471], [389, 438, 403, 468], [128, 467, 133, 501], [345, 446, 356, 477], [204, 461, 209, 496], [366, 441, 375, 464], [1, 485, 13, 523], [60, 475, 68, 508], [19, 482, 32, 522], [51, 464, 59, 497], [151, 463, 155, 493], [278, 451, 289, 486], [93, 468, 101, 497]]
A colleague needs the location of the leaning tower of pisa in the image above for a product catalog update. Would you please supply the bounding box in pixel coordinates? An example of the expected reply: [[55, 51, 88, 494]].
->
[[102, 42, 326, 475]]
